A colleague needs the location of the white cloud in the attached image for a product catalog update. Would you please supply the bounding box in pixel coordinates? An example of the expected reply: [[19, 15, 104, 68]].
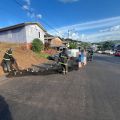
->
[[68, 32, 80, 40], [85, 30, 120, 42], [30, 13, 35, 18], [23, 5, 29, 10], [24, 0, 31, 5], [36, 14, 42, 19], [110, 25, 120, 31], [50, 16, 120, 34], [49, 16, 120, 42], [22, 0, 42, 20], [59, 0, 79, 3], [100, 25, 120, 32], [27, 12, 42, 19], [22, 0, 31, 11]]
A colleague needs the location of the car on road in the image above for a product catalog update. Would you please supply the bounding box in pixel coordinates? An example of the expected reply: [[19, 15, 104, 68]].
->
[[97, 51, 104, 54], [109, 50, 115, 55], [67, 49, 79, 58], [114, 50, 120, 56], [104, 50, 115, 55], [67, 49, 79, 67], [104, 50, 110, 54]]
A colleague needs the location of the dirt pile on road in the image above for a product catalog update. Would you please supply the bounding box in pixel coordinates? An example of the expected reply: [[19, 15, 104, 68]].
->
[[0, 43, 49, 76]]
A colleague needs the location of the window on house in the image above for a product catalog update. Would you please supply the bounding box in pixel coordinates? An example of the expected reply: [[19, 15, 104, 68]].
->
[[39, 32, 40, 38]]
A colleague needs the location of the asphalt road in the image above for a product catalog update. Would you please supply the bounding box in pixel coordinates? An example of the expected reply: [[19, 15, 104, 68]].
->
[[0, 54, 120, 120]]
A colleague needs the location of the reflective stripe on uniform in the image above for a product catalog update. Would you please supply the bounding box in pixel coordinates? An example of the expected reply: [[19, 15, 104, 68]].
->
[[59, 62, 67, 65], [5, 52, 12, 56], [61, 56, 67, 58], [3, 58, 10, 61], [59, 62, 64, 65]]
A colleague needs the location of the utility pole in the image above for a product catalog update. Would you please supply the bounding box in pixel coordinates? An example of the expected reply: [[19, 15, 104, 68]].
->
[[68, 29, 75, 39], [68, 30, 70, 39]]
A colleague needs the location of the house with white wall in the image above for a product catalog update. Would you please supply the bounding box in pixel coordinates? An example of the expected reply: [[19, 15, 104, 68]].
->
[[0, 22, 46, 44]]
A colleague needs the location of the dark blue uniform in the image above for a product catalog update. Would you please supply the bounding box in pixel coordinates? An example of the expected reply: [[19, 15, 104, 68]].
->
[[59, 50, 68, 74], [3, 49, 13, 72]]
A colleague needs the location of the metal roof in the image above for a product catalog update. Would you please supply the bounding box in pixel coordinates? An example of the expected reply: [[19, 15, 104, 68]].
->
[[0, 22, 46, 32]]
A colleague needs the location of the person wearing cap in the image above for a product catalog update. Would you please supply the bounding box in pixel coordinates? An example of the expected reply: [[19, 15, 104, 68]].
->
[[84, 49, 87, 65], [80, 49, 85, 67], [3, 48, 13, 72], [78, 47, 82, 69], [59, 48, 69, 75]]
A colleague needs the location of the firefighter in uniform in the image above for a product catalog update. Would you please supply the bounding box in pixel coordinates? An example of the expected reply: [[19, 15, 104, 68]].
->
[[3, 48, 13, 72], [59, 48, 69, 75], [87, 49, 93, 61]]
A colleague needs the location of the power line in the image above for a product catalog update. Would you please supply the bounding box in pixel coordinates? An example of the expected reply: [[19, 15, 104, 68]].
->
[[13, 0, 63, 37], [14, 0, 34, 17], [41, 19, 60, 34]]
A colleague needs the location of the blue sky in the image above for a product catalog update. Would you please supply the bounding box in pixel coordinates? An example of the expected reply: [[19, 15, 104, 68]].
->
[[0, 0, 120, 42]]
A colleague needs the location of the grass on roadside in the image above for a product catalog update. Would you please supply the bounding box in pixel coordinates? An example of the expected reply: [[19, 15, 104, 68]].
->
[[35, 52, 50, 59]]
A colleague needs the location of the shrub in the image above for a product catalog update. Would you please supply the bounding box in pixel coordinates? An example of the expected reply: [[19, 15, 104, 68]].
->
[[69, 42, 77, 49], [32, 38, 43, 52]]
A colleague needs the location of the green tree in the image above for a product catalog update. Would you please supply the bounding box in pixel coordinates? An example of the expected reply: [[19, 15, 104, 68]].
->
[[32, 38, 43, 52], [69, 42, 77, 49], [80, 42, 91, 49], [102, 41, 114, 50], [97, 45, 103, 51]]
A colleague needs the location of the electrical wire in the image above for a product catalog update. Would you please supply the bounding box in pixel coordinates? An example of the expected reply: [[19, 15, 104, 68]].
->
[[13, 0, 63, 37]]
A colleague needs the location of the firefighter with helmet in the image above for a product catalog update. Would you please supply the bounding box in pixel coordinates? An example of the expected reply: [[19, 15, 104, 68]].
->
[[2, 48, 13, 72], [59, 48, 69, 75]]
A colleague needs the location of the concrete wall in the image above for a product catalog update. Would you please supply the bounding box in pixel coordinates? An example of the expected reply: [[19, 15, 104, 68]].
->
[[25, 25, 45, 44], [0, 27, 26, 43]]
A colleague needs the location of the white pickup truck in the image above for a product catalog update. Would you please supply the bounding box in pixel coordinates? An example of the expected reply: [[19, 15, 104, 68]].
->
[[67, 49, 79, 67], [67, 49, 79, 57]]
